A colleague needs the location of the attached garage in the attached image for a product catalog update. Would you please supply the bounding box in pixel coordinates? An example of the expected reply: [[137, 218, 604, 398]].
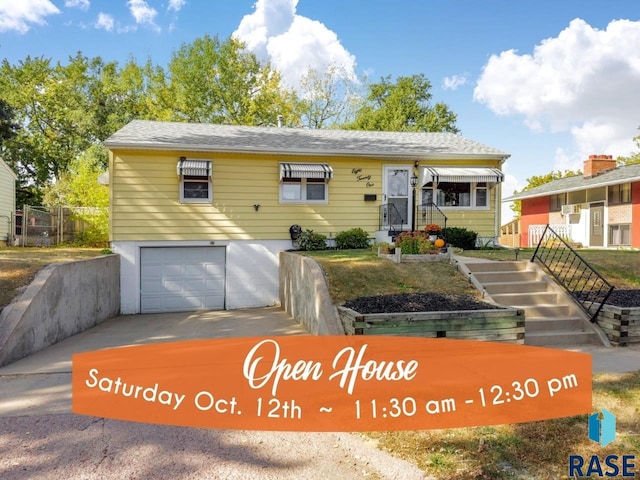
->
[[140, 246, 226, 313]]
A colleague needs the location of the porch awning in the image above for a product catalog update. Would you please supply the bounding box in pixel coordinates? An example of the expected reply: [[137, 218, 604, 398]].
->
[[419, 167, 504, 185], [177, 159, 212, 177], [280, 163, 333, 179]]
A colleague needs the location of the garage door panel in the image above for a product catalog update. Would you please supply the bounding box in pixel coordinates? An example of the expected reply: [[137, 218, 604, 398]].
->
[[140, 247, 226, 313]]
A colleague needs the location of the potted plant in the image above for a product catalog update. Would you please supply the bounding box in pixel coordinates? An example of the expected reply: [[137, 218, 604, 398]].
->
[[425, 223, 441, 241]]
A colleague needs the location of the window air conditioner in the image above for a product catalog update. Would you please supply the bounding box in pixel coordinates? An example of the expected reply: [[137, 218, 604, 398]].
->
[[561, 204, 580, 215]]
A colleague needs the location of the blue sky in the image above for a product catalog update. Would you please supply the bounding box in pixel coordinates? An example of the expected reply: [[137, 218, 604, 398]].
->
[[2, 0, 640, 221]]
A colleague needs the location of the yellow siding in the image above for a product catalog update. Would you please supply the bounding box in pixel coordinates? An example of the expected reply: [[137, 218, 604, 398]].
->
[[109, 150, 502, 241]]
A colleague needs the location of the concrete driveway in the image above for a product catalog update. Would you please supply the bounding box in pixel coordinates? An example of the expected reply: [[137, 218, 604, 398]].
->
[[0, 308, 427, 480]]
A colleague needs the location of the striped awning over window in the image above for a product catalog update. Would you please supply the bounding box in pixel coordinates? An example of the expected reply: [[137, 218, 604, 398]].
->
[[419, 167, 504, 185], [177, 158, 212, 177], [280, 163, 333, 179]]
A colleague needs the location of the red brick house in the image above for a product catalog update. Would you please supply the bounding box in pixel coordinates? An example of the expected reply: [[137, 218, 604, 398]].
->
[[505, 155, 640, 248]]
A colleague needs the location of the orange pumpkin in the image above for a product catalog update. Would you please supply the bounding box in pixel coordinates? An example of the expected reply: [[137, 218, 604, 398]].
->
[[434, 238, 445, 248]]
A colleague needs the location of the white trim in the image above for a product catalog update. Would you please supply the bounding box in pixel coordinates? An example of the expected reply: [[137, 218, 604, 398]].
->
[[179, 176, 212, 203], [279, 177, 329, 204]]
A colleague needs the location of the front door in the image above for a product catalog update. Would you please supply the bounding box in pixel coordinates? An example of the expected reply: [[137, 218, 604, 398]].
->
[[383, 166, 412, 231], [590, 203, 604, 247]]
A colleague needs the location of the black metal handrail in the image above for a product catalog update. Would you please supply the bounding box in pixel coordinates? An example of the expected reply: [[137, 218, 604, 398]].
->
[[531, 224, 614, 322], [379, 203, 404, 235], [417, 203, 448, 237]]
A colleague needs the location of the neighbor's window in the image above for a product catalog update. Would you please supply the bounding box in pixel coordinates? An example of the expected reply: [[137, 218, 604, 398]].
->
[[608, 183, 631, 205], [549, 193, 566, 212], [177, 159, 212, 203], [609, 224, 630, 245]]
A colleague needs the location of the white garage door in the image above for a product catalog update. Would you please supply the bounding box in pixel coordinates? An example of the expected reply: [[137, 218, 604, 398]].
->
[[140, 247, 226, 313]]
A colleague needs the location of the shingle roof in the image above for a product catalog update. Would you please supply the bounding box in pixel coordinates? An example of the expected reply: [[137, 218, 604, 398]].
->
[[505, 162, 640, 201], [104, 120, 509, 160]]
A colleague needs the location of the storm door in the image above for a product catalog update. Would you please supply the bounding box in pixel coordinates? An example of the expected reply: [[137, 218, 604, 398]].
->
[[382, 166, 412, 231]]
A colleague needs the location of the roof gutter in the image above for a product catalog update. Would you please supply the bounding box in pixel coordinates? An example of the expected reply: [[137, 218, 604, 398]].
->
[[103, 142, 510, 162], [503, 175, 640, 202]]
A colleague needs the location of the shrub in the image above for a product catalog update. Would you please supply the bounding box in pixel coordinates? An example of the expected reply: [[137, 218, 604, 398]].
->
[[443, 227, 478, 250], [296, 229, 327, 251], [372, 242, 393, 254], [335, 228, 370, 249], [395, 231, 433, 254]]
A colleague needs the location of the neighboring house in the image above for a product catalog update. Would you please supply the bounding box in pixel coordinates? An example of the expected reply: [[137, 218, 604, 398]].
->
[[505, 155, 640, 249], [0, 157, 17, 245], [104, 120, 509, 314]]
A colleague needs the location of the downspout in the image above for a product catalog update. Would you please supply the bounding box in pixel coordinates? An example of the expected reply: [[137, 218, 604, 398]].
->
[[494, 183, 500, 243]]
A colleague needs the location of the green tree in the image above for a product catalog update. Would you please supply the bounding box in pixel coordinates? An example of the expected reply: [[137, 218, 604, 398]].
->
[[510, 170, 581, 217], [344, 74, 459, 133], [152, 35, 299, 126], [0, 99, 19, 144], [0, 54, 151, 203], [617, 128, 640, 165], [42, 145, 109, 245], [298, 65, 361, 129]]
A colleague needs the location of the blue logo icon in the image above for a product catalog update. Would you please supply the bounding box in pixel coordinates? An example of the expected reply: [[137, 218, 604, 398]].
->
[[589, 408, 616, 447]]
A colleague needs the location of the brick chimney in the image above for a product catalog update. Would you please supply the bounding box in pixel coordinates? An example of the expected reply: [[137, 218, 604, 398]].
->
[[583, 154, 616, 178]]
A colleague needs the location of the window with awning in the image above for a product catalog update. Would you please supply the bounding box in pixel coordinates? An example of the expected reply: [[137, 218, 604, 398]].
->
[[419, 167, 502, 209], [279, 163, 332, 203], [177, 158, 212, 203]]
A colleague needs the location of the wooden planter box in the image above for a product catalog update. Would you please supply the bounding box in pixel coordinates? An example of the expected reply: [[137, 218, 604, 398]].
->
[[337, 306, 526, 344], [593, 304, 640, 346], [378, 247, 450, 264]]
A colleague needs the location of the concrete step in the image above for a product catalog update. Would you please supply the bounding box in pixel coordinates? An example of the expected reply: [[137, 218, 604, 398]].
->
[[490, 292, 559, 306], [484, 280, 549, 295], [525, 330, 601, 346], [473, 270, 538, 283], [525, 316, 585, 333], [518, 304, 572, 317], [465, 261, 527, 273]]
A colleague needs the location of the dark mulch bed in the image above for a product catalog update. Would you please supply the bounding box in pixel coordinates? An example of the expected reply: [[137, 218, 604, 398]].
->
[[342, 293, 505, 314], [577, 289, 640, 308]]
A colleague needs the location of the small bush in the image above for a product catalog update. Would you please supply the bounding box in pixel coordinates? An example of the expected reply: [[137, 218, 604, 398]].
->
[[297, 229, 327, 251], [372, 242, 393, 254], [443, 227, 478, 250], [335, 228, 370, 249], [395, 231, 434, 254]]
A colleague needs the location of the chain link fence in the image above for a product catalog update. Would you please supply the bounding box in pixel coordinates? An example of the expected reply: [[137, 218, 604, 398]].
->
[[16, 205, 108, 247]]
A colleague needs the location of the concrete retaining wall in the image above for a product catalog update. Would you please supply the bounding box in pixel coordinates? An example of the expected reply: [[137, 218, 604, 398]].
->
[[279, 252, 344, 335], [0, 255, 120, 366]]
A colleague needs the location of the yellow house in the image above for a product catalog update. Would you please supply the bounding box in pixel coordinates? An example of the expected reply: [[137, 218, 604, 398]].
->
[[105, 120, 509, 314]]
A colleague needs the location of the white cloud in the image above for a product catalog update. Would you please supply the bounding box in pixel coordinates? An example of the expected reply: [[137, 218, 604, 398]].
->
[[442, 74, 467, 91], [0, 0, 60, 33], [168, 0, 187, 12], [65, 0, 90, 10], [95, 12, 114, 32], [127, 0, 158, 29], [233, 0, 356, 91], [474, 18, 640, 159]]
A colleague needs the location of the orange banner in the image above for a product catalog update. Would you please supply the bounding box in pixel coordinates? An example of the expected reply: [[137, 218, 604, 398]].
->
[[72, 336, 592, 431]]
